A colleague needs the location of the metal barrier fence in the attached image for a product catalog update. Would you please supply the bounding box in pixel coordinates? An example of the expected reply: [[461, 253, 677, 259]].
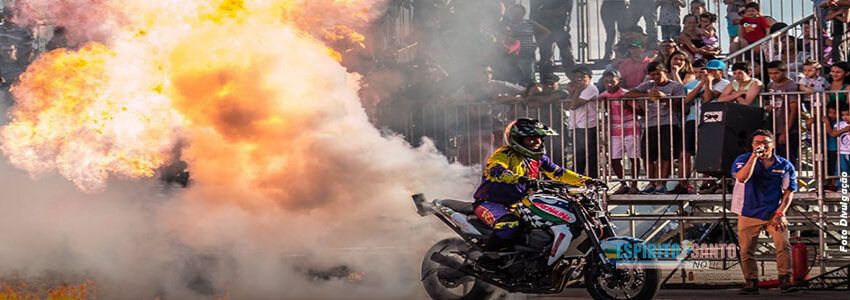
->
[[395, 90, 826, 186]]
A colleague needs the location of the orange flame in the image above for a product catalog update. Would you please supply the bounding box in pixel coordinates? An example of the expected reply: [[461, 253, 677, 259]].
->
[[0, 0, 374, 193]]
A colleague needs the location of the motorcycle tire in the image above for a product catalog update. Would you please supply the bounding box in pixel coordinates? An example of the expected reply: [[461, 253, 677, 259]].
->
[[583, 256, 660, 300], [421, 238, 491, 300]]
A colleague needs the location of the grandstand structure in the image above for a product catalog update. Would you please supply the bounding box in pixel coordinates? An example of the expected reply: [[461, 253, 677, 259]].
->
[[375, 0, 849, 289]]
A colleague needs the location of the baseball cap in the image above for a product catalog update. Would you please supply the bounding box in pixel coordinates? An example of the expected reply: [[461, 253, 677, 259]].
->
[[705, 59, 726, 70], [602, 70, 621, 79], [628, 40, 644, 48]]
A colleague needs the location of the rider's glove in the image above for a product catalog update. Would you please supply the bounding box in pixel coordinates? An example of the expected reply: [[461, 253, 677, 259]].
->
[[518, 176, 541, 190]]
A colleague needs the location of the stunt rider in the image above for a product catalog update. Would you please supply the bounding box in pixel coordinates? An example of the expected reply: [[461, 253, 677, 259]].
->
[[473, 118, 604, 250]]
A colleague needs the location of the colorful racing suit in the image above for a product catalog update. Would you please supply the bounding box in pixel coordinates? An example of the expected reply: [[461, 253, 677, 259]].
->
[[473, 146, 590, 239]]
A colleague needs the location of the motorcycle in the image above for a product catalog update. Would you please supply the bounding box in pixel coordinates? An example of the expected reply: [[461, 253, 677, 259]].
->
[[412, 181, 660, 300]]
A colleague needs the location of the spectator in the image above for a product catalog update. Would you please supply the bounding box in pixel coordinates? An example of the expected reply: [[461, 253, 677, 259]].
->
[[731, 2, 771, 54], [718, 62, 763, 105], [809, 102, 843, 191], [686, 59, 731, 193], [450, 65, 525, 165], [0, 7, 33, 89], [679, 14, 720, 60], [673, 58, 705, 194], [798, 59, 828, 103], [764, 61, 800, 164], [689, 0, 706, 16], [725, 0, 747, 43], [732, 129, 798, 295], [629, 0, 659, 44], [531, 0, 577, 74], [619, 40, 652, 89], [658, 0, 686, 41], [601, 0, 630, 61], [623, 62, 686, 194], [602, 70, 642, 194], [824, 0, 850, 23], [831, 108, 850, 176], [566, 66, 601, 178], [667, 51, 697, 84], [614, 25, 650, 60], [494, 26, 522, 84], [508, 4, 550, 86], [698, 12, 720, 54], [653, 38, 680, 65], [827, 61, 850, 107]]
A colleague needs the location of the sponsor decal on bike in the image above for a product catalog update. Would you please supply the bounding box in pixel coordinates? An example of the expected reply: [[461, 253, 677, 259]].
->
[[532, 201, 573, 222]]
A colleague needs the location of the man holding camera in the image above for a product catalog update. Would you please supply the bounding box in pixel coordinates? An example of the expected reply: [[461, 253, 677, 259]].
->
[[731, 129, 798, 295]]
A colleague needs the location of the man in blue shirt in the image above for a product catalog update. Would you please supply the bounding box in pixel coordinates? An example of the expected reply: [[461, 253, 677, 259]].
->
[[731, 129, 798, 294]]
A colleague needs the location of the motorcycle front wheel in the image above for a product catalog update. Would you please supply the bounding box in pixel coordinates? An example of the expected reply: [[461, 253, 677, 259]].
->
[[421, 238, 491, 300], [583, 256, 660, 300]]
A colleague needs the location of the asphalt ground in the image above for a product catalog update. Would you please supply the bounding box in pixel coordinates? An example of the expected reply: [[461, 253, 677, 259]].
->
[[527, 288, 847, 300]]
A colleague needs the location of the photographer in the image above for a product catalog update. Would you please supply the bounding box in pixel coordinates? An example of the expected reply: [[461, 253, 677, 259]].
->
[[731, 129, 798, 295]]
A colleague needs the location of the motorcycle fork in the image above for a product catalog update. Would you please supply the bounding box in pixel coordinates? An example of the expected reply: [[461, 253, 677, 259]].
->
[[572, 202, 614, 273]]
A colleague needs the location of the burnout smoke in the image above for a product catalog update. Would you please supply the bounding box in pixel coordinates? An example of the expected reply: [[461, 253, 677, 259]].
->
[[0, 0, 477, 299]]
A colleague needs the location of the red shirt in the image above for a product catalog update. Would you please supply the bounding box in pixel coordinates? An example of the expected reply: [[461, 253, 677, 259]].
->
[[618, 57, 651, 89], [740, 16, 770, 43]]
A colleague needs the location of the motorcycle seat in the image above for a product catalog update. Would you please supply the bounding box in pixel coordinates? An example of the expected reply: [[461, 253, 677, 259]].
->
[[436, 199, 475, 215]]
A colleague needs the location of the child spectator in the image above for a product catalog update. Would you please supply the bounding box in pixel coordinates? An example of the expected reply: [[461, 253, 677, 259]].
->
[[725, 0, 747, 40], [808, 103, 842, 190], [799, 59, 828, 103], [732, 2, 771, 53], [601, 70, 642, 195], [699, 12, 720, 53], [659, 0, 687, 41], [832, 109, 850, 175]]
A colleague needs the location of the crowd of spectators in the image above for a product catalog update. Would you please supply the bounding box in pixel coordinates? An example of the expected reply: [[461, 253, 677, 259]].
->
[[373, 0, 850, 194]]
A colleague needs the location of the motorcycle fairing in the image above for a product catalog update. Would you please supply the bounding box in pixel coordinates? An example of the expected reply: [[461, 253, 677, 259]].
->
[[522, 194, 577, 225], [547, 224, 573, 265]]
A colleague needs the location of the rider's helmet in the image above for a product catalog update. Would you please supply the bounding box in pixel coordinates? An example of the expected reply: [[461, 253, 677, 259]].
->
[[504, 118, 558, 160]]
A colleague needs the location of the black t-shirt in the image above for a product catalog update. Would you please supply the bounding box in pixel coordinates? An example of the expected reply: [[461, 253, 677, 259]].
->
[[530, 0, 569, 29]]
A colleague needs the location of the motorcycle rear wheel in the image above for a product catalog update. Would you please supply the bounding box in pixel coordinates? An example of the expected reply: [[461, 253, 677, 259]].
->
[[421, 238, 491, 300]]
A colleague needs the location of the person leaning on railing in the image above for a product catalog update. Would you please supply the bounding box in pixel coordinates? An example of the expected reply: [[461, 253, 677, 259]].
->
[[764, 61, 800, 164], [622, 62, 687, 194], [684, 59, 730, 194], [717, 62, 763, 106]]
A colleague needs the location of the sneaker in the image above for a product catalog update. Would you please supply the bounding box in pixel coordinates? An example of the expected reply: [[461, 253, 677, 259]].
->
[[738, 279, 759, 295], [628, 186, 641, 194], [641, 185, 657, 194], [613, 185, 631, 195], [653, 185, 667, 194], [779, 274, 799, 293]]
